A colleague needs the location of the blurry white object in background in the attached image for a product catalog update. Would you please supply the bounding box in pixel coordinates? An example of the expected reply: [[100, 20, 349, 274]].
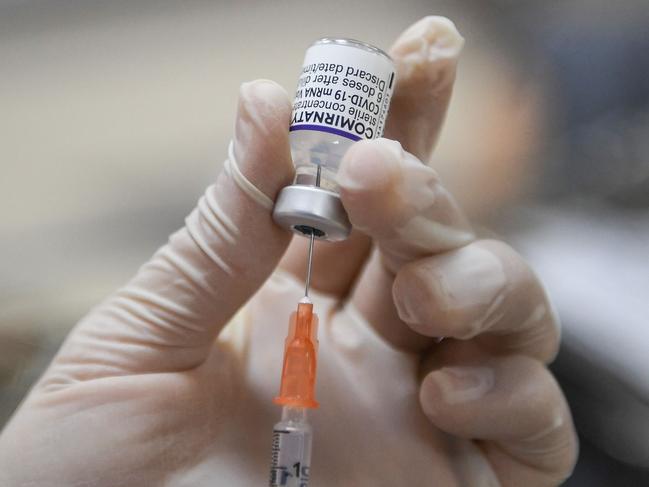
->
[[513, 206, 649, 467]]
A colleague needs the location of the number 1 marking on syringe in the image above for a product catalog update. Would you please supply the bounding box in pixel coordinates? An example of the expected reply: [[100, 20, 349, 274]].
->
[[270, 429, 311, 486]]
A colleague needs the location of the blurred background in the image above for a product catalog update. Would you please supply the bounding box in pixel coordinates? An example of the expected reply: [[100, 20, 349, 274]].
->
[[1, 0, 648, 484]]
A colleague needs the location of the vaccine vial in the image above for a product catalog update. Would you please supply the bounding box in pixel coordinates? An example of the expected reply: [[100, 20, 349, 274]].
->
[[273, 38, 395, 241]]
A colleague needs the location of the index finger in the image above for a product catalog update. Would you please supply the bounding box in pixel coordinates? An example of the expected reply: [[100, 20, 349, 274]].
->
[[385, 16, 464, 162]]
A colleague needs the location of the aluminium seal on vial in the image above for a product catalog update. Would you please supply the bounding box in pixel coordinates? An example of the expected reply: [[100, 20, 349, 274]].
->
[[273, 37, 395, 242]]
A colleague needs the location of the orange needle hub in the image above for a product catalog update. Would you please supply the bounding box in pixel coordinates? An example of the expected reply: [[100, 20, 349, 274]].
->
[[274, 300, 319, 409]]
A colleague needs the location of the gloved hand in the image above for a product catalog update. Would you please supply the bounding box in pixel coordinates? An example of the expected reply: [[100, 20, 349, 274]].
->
[[0, 16, 577, 487]]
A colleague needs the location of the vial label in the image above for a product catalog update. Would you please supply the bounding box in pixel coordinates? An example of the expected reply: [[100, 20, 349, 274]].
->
[[290, 43, 395, 142]]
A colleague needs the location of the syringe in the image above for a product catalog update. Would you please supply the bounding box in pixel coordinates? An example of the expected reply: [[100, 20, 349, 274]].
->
[[269, 33, 395, 484], [269, 200, 320, 487], [269, 406, 313, 486]]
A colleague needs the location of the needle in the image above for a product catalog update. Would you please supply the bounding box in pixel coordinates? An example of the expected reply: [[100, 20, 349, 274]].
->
[[305, 230, 315, 298], [304, 164, 322, 299]]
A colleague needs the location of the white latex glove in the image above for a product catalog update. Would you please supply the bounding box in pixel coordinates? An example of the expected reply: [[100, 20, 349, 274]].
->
[[0, 17, 577, 487]]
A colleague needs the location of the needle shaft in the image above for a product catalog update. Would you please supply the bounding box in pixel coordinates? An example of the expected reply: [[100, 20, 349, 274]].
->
[[305, 231, 315, 297], [315, 163, 322, 187], [304, 164, 322, 298]]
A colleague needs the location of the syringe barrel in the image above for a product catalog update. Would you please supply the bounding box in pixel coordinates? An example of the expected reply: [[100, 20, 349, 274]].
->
[[269, 408, 313, 487]]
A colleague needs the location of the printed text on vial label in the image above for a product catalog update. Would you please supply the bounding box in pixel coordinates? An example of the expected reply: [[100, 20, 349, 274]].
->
[[291, 62, 394, 141]]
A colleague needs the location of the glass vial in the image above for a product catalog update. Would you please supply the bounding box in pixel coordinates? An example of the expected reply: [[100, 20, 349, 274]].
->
[[273, 38, 395, 241]]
